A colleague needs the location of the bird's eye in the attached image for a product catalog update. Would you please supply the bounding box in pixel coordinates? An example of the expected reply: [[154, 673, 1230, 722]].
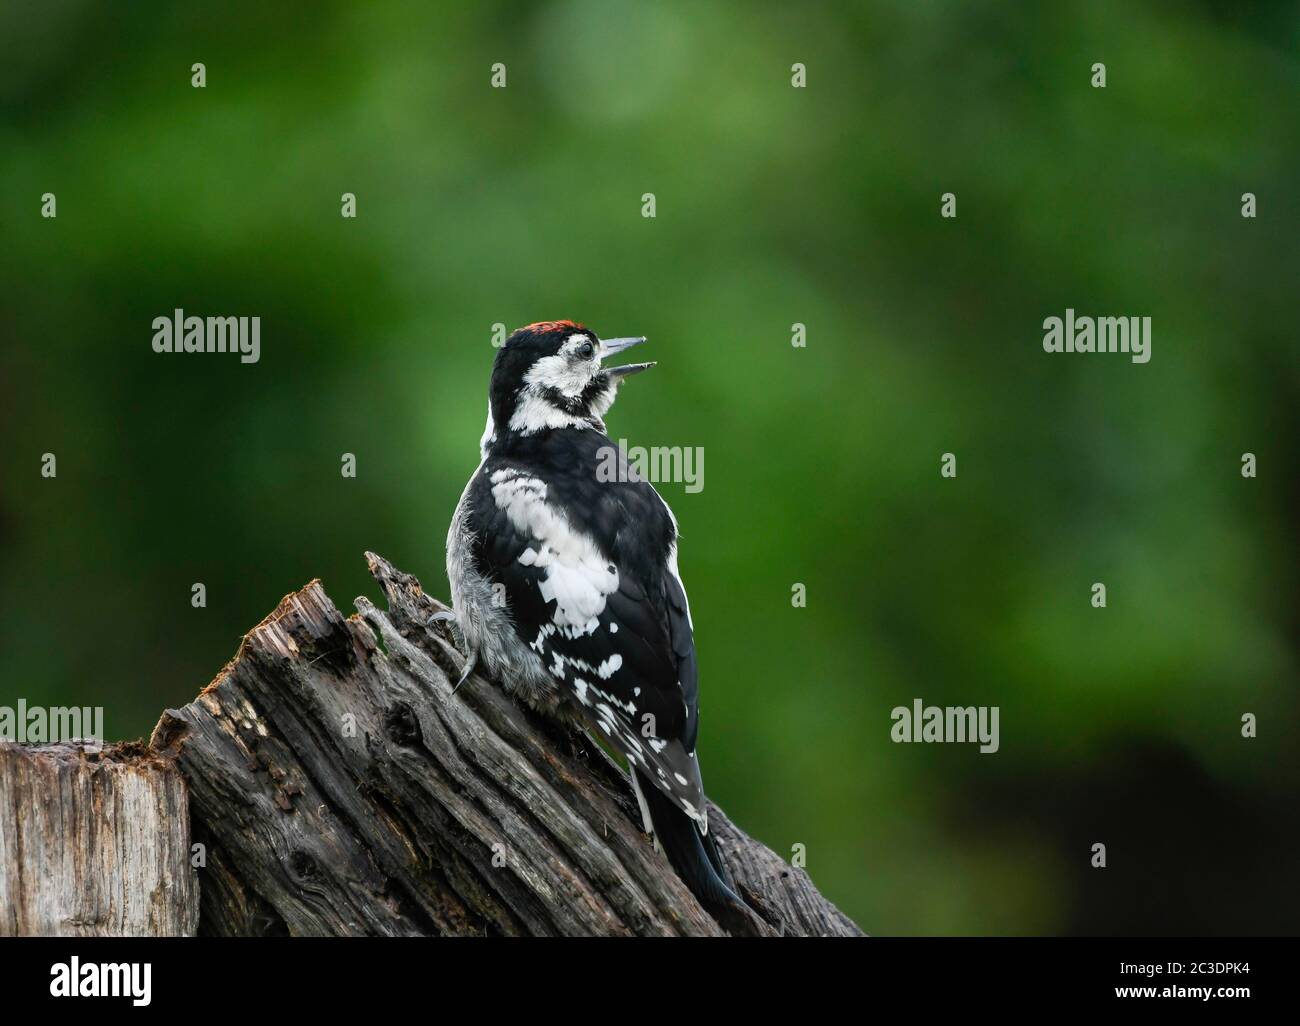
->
[[575, 341, 595, 360]]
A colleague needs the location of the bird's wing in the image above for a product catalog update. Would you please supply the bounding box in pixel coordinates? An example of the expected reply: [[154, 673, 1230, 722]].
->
[[467, 464, 708, 825]]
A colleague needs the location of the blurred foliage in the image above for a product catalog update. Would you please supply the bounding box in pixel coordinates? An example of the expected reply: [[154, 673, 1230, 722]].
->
[[1, 0, 1297, 934]]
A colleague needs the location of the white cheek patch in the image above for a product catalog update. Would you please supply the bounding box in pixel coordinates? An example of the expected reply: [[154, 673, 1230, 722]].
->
[[507, 335, 602, 433], [492, 469, 619, 630], [524, 347, 591, 397]]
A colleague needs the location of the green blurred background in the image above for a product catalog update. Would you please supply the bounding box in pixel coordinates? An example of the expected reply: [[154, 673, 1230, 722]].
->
[[2, 0, 1297, 934]]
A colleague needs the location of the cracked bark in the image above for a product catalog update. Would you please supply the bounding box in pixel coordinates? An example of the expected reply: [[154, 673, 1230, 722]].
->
[[2, 553, 861, 937]]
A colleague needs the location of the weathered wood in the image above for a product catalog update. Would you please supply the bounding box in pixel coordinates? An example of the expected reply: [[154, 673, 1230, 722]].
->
[[0, 741, 199, 936], [150, 553, 862, 937]]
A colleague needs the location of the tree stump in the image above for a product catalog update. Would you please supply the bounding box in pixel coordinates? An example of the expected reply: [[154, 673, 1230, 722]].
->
[[2, 553, 860, 937], [0, 742, 198, 936]]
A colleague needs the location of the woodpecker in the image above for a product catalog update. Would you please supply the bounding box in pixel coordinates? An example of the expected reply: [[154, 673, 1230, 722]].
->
[[439, 320, 754, 930]]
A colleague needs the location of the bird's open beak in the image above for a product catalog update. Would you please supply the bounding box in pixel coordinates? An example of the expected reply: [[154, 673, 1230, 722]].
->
[[599, 336, 654, 379]]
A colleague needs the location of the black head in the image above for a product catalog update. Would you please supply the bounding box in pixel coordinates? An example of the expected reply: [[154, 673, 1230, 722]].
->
[[486, 321, 652, 442]]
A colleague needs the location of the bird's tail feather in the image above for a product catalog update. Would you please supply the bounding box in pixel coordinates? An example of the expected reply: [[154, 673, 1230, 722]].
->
[[633, 767, 762, 935]]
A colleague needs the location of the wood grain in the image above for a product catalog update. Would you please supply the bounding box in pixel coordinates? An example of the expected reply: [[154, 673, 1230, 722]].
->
[[149, 552, 863, 937], [0, 741, 198, 936]]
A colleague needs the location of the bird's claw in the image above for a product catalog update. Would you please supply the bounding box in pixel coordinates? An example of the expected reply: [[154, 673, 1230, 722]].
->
[[426, 609, 455, 628], [451, 649, 478, 695]]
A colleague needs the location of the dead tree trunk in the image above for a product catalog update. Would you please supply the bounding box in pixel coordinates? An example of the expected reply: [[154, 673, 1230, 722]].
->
[[3, 553, 859, 937], [0, 742, 198, 936]]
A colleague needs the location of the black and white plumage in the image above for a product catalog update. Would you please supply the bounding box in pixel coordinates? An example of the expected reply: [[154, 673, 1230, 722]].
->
[[443, 320, 749, 924]]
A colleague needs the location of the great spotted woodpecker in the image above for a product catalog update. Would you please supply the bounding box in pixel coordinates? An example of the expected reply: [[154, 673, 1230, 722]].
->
[[438, 320, 753, 930]]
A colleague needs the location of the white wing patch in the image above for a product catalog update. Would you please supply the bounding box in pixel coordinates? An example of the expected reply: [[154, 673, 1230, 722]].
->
[[491, 468, 620, 631], [486, 464, 708, 830]]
